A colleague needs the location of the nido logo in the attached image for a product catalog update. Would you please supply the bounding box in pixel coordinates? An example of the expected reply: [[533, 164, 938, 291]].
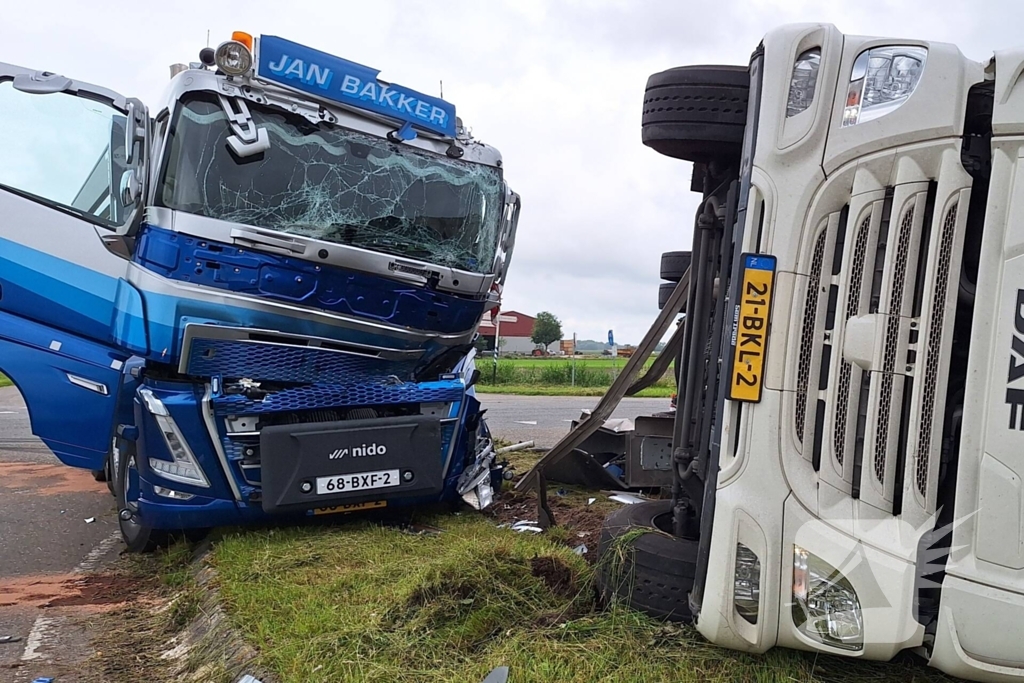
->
[[328, 443, 388, 459]]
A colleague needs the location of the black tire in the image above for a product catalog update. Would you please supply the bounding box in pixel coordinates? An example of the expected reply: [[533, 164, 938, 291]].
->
[[117, 439, 170, 553], [91, 467, 108, 483], [642, 65, 749, 163], [660, 251, 692, 282], [595, 500, 698, 622], [658, 282, 685, 312]]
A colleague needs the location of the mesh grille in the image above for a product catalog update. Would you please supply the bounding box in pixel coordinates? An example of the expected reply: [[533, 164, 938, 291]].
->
[[874, 207, 915, 484], [187, 338, 419, 384], [796, 230, 829, 440], [834, 217, 872, 467], [214, 383, 464, 416], [916, 203, 958, 496]]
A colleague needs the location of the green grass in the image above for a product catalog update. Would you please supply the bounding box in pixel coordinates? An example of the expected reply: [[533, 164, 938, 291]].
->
[[480, 358, 675, 393], [0, 374, 10, 388], [211, 514, 953, 683], [477, 384, 673, 398], [498, 357, 655, 369]]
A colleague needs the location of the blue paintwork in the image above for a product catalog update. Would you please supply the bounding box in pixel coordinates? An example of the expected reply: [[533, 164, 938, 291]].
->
[[134, 226, 486, 337], [257, 35, 457, 138], [0, 309, 128, 470]]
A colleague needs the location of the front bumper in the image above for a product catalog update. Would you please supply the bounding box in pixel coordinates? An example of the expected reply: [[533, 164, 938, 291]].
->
[[930, 575, 1024, 681]]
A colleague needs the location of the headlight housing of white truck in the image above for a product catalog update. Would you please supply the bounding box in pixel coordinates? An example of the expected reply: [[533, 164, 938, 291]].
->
[[792, 545, 863, 651]]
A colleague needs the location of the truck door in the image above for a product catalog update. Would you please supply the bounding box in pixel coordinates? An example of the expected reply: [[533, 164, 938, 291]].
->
[[0, 63, 149, 470]]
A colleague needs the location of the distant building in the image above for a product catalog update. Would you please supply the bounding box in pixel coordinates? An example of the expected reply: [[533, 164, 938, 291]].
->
[[477, 311, 555, 354]]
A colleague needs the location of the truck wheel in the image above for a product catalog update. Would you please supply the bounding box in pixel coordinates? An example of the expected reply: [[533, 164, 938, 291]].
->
[[116, 441, 169, 553], [642, 65, 749, 163], [595, 500, 698, 622], [658, 282, 686, 312], [660, 250, 692, 282], [91, 468, 108, 483]]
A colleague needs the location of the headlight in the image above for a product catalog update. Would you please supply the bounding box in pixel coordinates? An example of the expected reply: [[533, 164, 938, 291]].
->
[[786, 48, 821, 118], [842, 45, 927, 127], [215, 40, 253, 76], [733, 543, 761, 624], [792, 545, 863, 650], [139, 388, 210, 488]]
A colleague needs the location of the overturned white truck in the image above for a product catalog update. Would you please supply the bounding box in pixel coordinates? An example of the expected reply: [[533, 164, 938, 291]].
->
[[589, 22, 1024, 682]]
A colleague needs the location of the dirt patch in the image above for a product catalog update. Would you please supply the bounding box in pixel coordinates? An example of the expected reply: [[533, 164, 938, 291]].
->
[[0, 573, 155, 609], [0, 462, 107, 496], [530, 556, 578, 598], [488, 488, 610, 563]]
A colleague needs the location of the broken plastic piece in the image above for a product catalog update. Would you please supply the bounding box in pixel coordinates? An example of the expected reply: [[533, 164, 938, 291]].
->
[[573, 544, 588, 555], [0, 635, 22, 644], [587, 497, 596, 505], [238, 676, 263, 683], [84, 517, 96, 523], [481, 667, 510, 683], [608, 492, 647, 505], [32, 678, 55, 683], [510, 520, 543, 534]]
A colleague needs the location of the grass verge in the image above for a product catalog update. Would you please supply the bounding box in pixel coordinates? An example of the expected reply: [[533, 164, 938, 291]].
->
[[0, 373, 11, 388], [477, 384, 673, 398], [210, 514, 952, 683]]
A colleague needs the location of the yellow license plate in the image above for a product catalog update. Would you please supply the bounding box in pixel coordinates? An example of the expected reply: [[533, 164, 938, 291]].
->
[[728, 254, 777, 403], [311, 500, 387, 516]]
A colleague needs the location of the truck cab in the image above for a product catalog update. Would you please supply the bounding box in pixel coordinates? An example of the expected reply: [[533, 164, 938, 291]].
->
[[599, 23, 1024, 682], [0, 33, 520, 550]]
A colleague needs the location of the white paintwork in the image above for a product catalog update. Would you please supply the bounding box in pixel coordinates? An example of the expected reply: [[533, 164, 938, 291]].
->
[[691, 22, 1024, 683]]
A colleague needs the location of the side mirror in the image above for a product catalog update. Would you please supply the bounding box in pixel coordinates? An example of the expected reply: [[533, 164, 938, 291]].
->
[[123, 100, 146, 165], [120, 169, 140, 206]]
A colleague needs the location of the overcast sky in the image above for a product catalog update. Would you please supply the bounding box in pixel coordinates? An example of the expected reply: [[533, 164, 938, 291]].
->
[[2, 1, 1021, 343]]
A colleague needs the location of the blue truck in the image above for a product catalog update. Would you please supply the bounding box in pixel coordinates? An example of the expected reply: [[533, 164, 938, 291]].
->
[[0, 33, 520, 551]]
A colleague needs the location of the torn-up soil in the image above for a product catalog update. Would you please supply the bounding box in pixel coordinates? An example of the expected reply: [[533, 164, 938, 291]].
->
[[0, 462, 107, 496], [0, 573, 156, 610], [488, 488, 612, 563]]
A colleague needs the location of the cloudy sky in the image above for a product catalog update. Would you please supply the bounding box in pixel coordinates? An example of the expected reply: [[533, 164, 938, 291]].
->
[[1, 1, 1020, 343]]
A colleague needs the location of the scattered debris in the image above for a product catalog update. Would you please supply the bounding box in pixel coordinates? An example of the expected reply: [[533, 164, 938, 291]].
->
[[577, 532, 591, 538], [510, 520, 543, 534], [555, 488, 568, 497], [238, 676, 263, 683], [572, 544, 588, 555], [32, 678, 55, 683], [0, 635, 21, 644], [496, 440, 535, 454], [84, 517, 95, 524], [587, 497, 596, 505], [608, 492, 647, 505], [513, 420, 537, 425]]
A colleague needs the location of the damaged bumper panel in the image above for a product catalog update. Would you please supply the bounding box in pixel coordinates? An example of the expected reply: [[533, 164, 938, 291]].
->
[[457, 431, 497, 510]]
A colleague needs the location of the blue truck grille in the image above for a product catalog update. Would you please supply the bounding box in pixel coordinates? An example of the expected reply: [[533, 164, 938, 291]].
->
[[187, 338, 420, 384]]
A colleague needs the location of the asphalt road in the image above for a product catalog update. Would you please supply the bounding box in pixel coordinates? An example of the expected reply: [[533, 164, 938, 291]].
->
[[0, 386, 122, 681], [0, 386, 665, 679], [477, 393, 669, 447]]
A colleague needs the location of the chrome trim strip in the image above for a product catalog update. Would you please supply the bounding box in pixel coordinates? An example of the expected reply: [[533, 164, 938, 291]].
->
[[201, 384, 243, 501], [144, 207, 494, 297], [66, 373, 109, 396]]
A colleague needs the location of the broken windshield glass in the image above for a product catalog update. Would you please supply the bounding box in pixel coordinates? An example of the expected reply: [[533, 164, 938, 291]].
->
[[158, 94, 504, 273]]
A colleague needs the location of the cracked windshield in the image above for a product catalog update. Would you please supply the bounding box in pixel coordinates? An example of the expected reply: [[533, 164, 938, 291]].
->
[[159, 95, 504, 273]]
